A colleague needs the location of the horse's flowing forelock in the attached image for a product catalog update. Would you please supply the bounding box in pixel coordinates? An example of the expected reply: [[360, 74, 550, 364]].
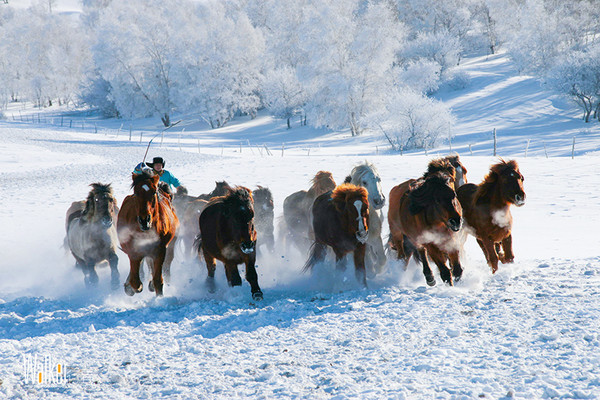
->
[[131, 170, 155, 190], [349, 162, 379, 185], [209, 186, 254, 210], [332, 184, 369, 207], [408, 174, 452, 215], [253, 186, 273, 203], [83, 183, 114, 218], [424, 158, 456, 180], [474, 159, 520, 203], [309, 171, 336, 196]]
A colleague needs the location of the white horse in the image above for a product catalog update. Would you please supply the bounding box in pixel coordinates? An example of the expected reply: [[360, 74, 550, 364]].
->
[[344, 162, 387, 276], [66, 183, 120, 289]]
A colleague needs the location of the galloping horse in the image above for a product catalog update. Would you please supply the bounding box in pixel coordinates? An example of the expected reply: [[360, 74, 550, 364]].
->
[[66, 183, 120, 288], [282, 171, 336, 254], [388, 172, 463, 286], [303, 184, 370, 287], [344, 162, 386, 276], [117, 171, 179, 296], [197, 187, 263, 300], [457, 159, 525, 273], [253, 186, 275, 254]]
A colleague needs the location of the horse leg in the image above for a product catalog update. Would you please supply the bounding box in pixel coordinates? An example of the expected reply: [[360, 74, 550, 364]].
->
[[244, 253, 263, 301], [150, 249, 166, 296], [494, 242, 505, 261], [203, 250, 217, 293], [389, 233, 406, 260], [83, 260, 99, 288], [108, 252, 120, 291], [428, 247, 453, 286], [124, 257, 143, 296], [480, 238, 499, 273], [225, 262, 242, 287], [448, 251, 463, 282], [334, 249, 348, 272], [353, 243, 368, 288], [370, 236, 387, 275], [163, 237, 177, 283], [500, 235, 515, 264], [417, 248, 436, 286]]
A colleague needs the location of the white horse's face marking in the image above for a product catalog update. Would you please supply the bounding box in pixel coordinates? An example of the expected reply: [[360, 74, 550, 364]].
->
[[456, 167, 465, 187], [353, 200, 368, 243]]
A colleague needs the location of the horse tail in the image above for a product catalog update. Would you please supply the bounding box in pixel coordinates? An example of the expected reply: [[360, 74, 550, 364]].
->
[[302, 242, 327, 272]]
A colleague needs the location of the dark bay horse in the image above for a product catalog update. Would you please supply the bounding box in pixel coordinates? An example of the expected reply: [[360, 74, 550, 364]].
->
[[197, 186, 263, 300], [253, 186, 275, 254], [303, 184, 370, 287], [117, 171, 179, 296], [457, 159, 525, 273], [388, 173, 463, 286], [66, 183, 119, 288], [282, 171, 336, 253]]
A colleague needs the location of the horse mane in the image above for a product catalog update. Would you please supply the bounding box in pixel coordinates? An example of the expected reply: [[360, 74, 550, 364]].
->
[[347, 161, 379, 185], [408, 173, 452, 215], [176, 186, 188, 196], [424, 158, 456, 180], [253, 186, 273, 203], [82, 183, 114, 219], [207, 186, 253, 210], [131, 170, 155, 189], [331, 183, 369, 209], [308, 171, 336, 197], [474, 159, 519, 204]]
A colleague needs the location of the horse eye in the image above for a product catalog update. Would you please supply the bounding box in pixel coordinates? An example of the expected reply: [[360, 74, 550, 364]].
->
[[362, 180, 367, 185]]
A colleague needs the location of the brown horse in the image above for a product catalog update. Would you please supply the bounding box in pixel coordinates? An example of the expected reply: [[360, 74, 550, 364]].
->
[[253, 186, 275, 254], [303, 184, 370, 287], [282, 171, 336, 253], [388, 156, 464, 260], [117, 171, 179, 296], [197, 186, 263, 300], [65, 183, 120, 288], [388, 173, 463, 286], [457, 159, 525, 273]]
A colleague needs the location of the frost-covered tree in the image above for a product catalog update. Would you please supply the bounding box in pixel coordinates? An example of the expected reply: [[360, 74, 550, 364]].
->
[[262, 67, 307, 129], [300, 0, 406, 136], [402, 30, 462, 80], [369, 88, 455, 151], [547, 48, 600, 123]]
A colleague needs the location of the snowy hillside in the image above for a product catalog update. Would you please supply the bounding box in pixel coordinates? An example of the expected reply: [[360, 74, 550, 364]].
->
[[1, 45, 600, 399]]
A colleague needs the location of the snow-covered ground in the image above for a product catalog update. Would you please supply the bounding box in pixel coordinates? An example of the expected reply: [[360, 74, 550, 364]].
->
[[1, 54, 600, 399]]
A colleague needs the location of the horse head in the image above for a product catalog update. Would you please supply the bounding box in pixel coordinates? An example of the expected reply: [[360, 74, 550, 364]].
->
[[309, 171, 336, 197], [446, 155, 468, 188], [131, 171, 160, 231], [488, 160, 526, 207], [84, 183, 117, 228], [346, 162, 385, 210], [253, 186, 274, 219], [332, 184, 370, 243], [223, 187, 257, 254], [409, 173, 462, 232]]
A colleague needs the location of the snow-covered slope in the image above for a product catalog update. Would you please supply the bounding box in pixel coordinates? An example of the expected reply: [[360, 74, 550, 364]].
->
[[1, 53, 600, 399]]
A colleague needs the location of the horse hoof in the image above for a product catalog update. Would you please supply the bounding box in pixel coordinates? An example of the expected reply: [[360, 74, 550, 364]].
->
[[426, 276, 436, 286], [206, 278, 216, 293], [252, 291, 263, 301], [124, 283, 136, 296], [149, 280, 155, 292]]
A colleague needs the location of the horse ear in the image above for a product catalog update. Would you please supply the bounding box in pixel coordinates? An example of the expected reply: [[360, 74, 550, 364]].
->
[[344, 175, 352, 184]]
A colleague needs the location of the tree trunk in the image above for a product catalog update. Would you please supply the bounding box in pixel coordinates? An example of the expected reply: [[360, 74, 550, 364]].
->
[[161, 113, 170, 127]]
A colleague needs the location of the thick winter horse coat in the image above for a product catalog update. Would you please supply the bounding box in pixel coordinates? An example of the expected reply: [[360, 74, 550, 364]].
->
[[457, 159, 525, 273], [117, 171, 179, 296], [66, 183, 120, 288], [303, 184, 370, 287], [344, 162, 386, 276]]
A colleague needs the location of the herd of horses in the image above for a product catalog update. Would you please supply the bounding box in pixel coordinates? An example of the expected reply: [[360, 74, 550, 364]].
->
[[64, 156, 526, 300]]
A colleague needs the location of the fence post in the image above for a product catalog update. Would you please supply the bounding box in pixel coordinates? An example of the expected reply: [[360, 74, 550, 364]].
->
[[525, 139, 530, 158], [240, 142, 242, 153], [179, 128, 184, 151], [140, 131, 143, 143], [469, 144, 473, 156], [129, 125, 132, 141], [197, 139, 201, 154], [543, 142, 548, 158], [221, 145, 224, 157], [572, 136, 576, 159], [281, 143, 285, 157], [493, 128, 497, 156], [94, 123, 98, 134], [69, 120, 72, 129]]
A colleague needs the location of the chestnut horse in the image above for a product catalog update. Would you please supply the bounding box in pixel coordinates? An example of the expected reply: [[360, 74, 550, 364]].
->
[[282, 171, 336, 254], [303, 184, 370, 287], [65, 183, 119, 288], [253, 186, 275, 254], [457, 159, 525, 273], [197, 186, 263, 300], [388, 156, 465, 260], [388, 172, 463, 286], [117, 171, 179, 296]]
